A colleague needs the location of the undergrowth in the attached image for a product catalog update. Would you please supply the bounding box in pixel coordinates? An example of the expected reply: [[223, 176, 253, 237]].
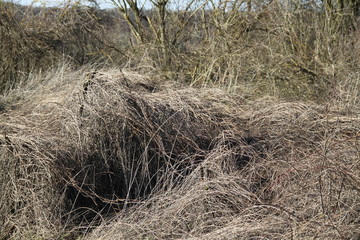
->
[[0, 0, 359, 239]]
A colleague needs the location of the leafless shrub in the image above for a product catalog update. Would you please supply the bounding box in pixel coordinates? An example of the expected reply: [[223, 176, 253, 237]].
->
[[0, 1, 108, 93]]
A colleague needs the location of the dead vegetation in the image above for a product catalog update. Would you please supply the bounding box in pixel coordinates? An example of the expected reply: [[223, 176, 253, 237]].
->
[[0, 0, 359, 239], [0, 64, 359, 239], [0, 1, 109, 92]]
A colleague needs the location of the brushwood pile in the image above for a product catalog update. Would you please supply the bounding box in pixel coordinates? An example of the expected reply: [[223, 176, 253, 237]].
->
[[0, 68, 359, 239]]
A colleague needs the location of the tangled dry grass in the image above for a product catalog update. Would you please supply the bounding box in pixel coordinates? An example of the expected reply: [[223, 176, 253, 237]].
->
[[0, 64, 359, 239]]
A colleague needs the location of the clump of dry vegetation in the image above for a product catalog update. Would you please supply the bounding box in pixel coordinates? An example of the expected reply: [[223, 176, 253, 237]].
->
[[0, 0, 110, 92], [0, 0, 359, 239], [1, 64, 359, 239]]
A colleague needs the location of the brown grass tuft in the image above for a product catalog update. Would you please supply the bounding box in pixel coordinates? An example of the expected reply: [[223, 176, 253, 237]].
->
[[1, 64, 358, 239]]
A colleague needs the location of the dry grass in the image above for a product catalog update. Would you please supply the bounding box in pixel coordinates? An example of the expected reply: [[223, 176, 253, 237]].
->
[[0, 63, 359, 239], [89, 99, 360, 240], [1, 1, 359, 239]]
